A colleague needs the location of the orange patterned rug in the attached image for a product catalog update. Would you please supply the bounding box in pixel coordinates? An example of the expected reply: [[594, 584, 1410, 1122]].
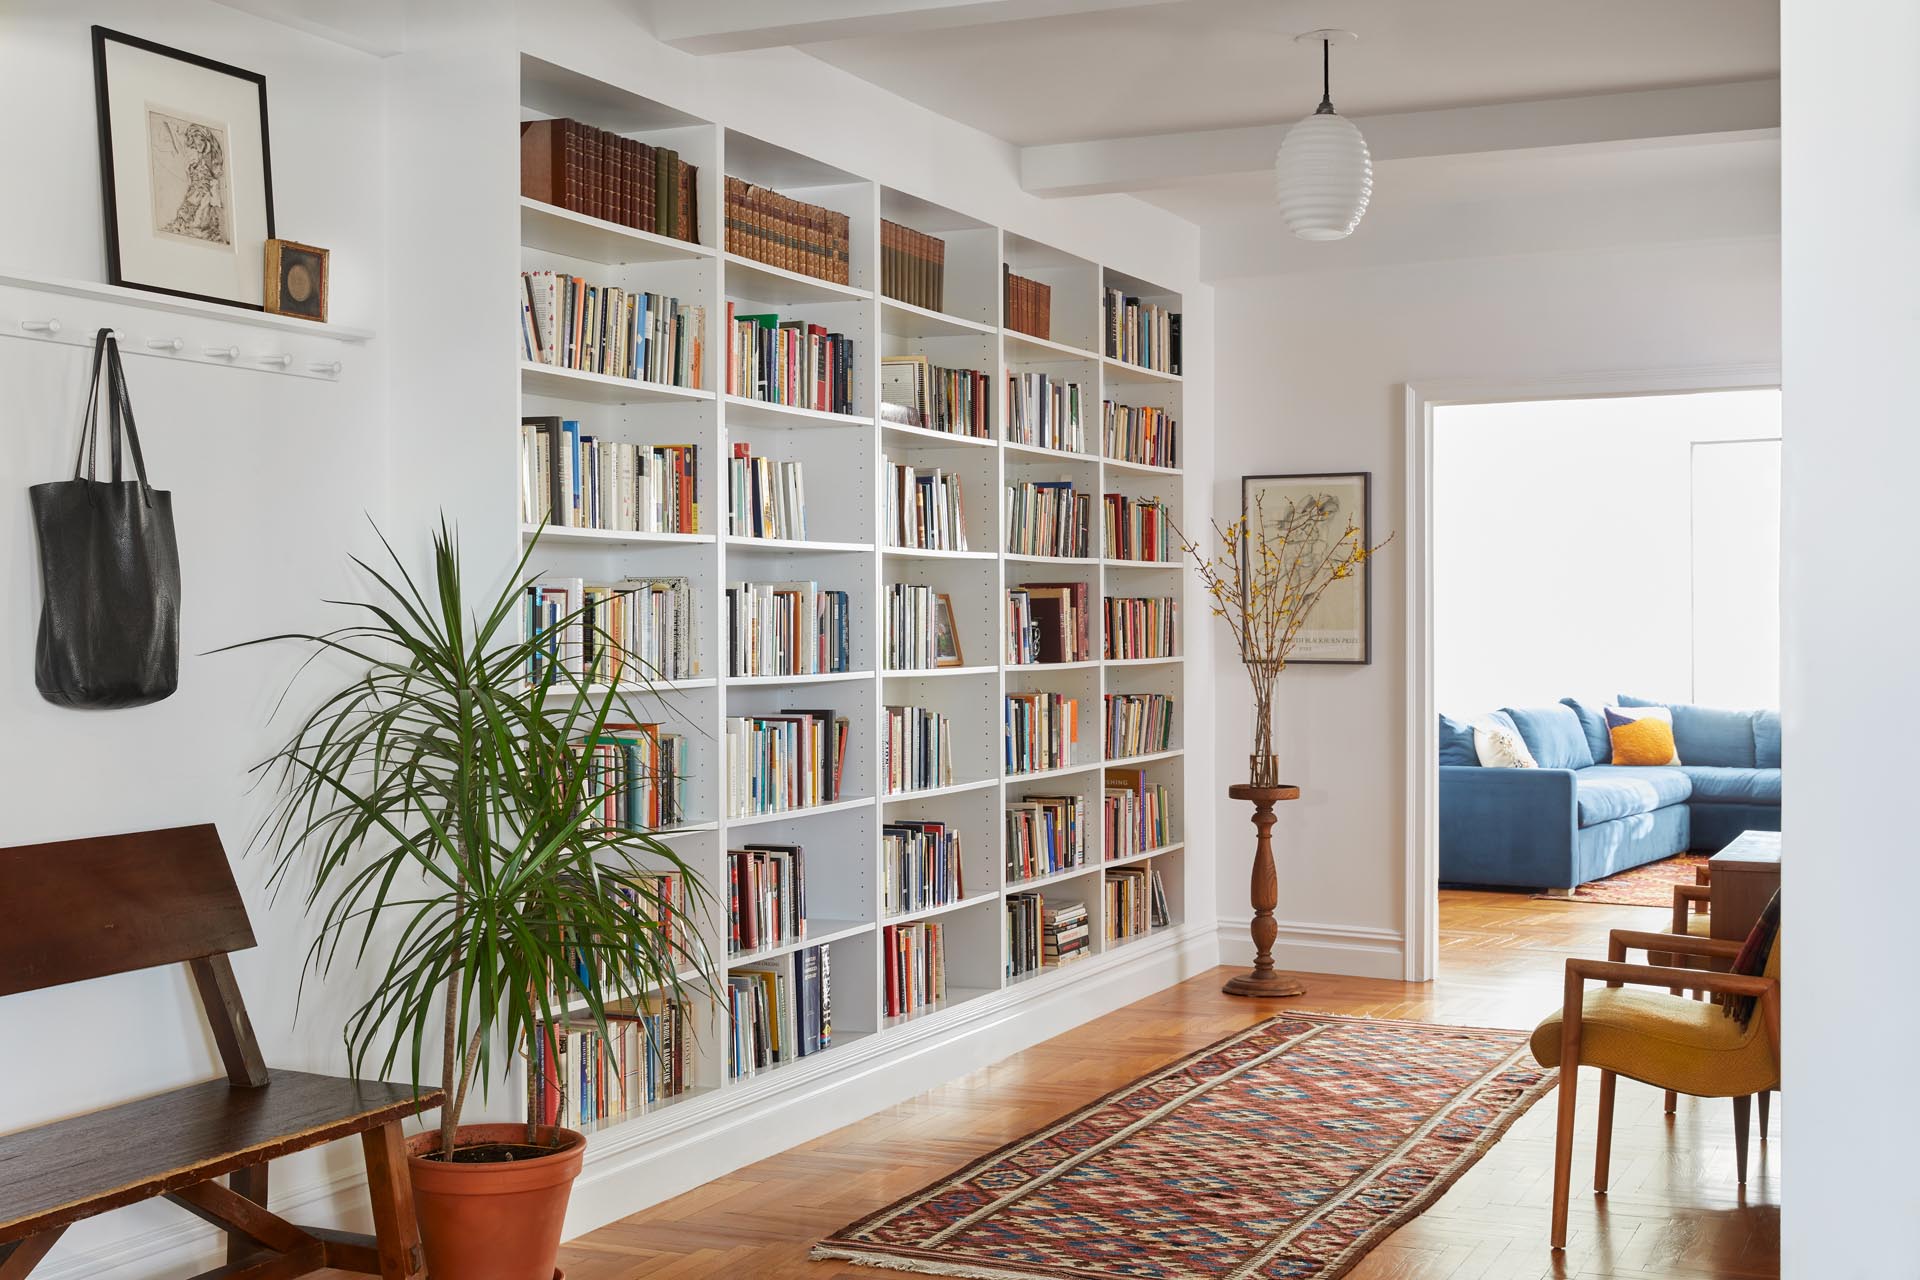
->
[[1534, 854, 1711, 906]]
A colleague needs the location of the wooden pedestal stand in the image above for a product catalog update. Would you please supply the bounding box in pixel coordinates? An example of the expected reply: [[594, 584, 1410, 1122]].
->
[[1223, 783, 1305, 998]]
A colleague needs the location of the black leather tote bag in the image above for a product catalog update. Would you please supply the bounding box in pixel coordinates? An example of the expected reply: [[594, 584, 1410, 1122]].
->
[[29, 328, 180, 708]]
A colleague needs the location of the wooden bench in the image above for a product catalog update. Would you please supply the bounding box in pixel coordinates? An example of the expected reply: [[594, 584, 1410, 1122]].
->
[[0, 825, 443, 1280]]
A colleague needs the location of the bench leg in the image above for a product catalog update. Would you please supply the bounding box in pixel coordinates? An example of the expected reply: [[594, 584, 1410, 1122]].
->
[[0, 1227, 68, 1280], [360, 1121, 426, 1280], [229, 1164, 270, 1265]]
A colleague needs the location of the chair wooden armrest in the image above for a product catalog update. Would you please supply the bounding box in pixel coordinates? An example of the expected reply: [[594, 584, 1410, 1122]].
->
[[1610, 928, 1740, 963], [1695, 862, 1712, 887], [1670, 884, 1712, 934], [1562, 958, 1781, 1059]]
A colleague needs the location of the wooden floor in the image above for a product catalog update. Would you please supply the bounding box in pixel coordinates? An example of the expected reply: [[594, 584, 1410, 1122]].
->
[[547, 893, 1781, 1278]]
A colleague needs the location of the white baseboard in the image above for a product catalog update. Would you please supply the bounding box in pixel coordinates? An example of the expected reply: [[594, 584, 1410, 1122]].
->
[[1215, 918, 1406, 981], [33, 924, 1221, 1280]]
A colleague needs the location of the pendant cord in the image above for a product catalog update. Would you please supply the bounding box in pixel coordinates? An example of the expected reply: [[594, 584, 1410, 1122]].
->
[[1316, 37, 1335, 115]]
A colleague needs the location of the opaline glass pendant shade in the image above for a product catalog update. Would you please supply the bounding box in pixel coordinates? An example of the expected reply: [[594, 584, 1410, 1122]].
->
[[1274, 111, 1373, 241]]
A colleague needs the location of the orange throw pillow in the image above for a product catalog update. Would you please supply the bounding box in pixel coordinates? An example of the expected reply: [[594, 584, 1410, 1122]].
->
[[1604, 707, 1679, 766]]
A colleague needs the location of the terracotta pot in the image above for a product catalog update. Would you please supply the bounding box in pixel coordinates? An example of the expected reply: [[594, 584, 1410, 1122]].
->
[[406, 1123, 585, 1280]]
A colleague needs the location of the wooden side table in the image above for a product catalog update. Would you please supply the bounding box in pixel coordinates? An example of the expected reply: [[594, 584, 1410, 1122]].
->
[[1223, 783, 1304, 998], [1709, 830, 1781, 943]]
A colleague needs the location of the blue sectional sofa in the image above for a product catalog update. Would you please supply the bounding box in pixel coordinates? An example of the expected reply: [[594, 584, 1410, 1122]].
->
[[1439, 697, 1781, 891]]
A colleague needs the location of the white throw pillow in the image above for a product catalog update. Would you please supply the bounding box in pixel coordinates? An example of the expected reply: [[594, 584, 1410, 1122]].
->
[[1473, 718, 1538, 769]]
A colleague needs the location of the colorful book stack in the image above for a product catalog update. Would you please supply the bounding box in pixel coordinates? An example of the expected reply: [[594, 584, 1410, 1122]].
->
[[529, 1001, 684, 1130], [582, 725, 688, 830], [879, 356, 991, 438], [884, 704, 953, 795], [1006, 581, 1090, 665], [1103, 287, 1181, 374], [1003, 268, 1051, 341], [1006, 480, 1090, 558], [1102, 401, 1178, 470], [885, 461, 969, 551], [1006, 793, 1088, 882], [727, 944, 831, 1078], [1105, 693, 1176, 760], [882, 920, 946, 1017], [1102, 493, 1172, 562], [1043, 900, 1089, 967], [880, 221, 945, 311], [521, 274, 704, 385], [1006, 891, 1046, 978], [884, 582, 937, 671], [727, 845, 807, 956], [1106, 865, 1155, 942], [882, 819, 965, 916], [1104, 769, 1174, 859], [724, 179, 851, 284], [525, 577, 699, 684], [1104, 595, 1176, 660], [1005, 692, 1080, 775], [725, 581, 851, 677], [728, 444, 808, 541], [726, 710, 849, 816], [725, 307, 856, 414], [521, 418, 698, 534], [520, 118, 700, 243], [1007, 373, 1087, 453]]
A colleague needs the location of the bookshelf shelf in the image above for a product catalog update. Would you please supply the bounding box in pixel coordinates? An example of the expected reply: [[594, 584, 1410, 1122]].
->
[[1006, 761, 1102, 784], [880, 546, 995, 561], [1107, 748, 1184, 767], [1007, 659, 1100, 673], [1005, 553, 1095, 566], [1099, 558, 1182, 570], [1106, 842, 1184, 870], [1004, 441, 1097, 465], [881, 421, 997, 451], [724, 253, 873, 305], [1004, 330, 1099, 364], [883, 891, 999, 926], [882, 985, 998, 1030], [521, 362, 714, 405], [726, 795, 877, 830], [522, 524, 715, 546], [727, 918, 873, 968], [724, 395, 874, 429], [1103, 656, 1183, 668], [879, 296, 995, 339], [725, 536, 875, 554], [882, 666, 998, 681], [1101, 355, 1182, 385], [1005, 862, 1101, 893], [643, 822, 721, 838], [584, 678, 719, 695], [519, 197, 715, 264], [1101, 456, 1183, 478], [880, 776, 998, 802], [726, 670, 875, 687]]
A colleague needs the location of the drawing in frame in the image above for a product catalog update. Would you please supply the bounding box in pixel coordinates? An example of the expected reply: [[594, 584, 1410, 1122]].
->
[[1241, 471, 1373, 665], [92, 27, 275, 310], [932, 593, 965, 668]]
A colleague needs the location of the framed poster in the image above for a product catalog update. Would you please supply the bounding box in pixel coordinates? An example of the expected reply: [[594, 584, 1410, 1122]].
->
[[1241, 471, 1373, 665], [92, 27, 276, 309], [932, 593, 965, 668]]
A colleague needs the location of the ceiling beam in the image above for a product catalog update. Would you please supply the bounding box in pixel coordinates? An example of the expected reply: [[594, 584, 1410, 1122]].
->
[[646, 0, 1182, 55], [1021, 79, 1781, 197]]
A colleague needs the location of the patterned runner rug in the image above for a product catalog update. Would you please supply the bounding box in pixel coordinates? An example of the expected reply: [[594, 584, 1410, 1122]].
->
[[812, 1013, 1554, 1279], [1532, 853, 1711, 906]]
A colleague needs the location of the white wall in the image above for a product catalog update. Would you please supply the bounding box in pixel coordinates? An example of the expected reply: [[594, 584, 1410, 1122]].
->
[[1779, 0, 1920, 1271], [1211, 238, 1779, 977]]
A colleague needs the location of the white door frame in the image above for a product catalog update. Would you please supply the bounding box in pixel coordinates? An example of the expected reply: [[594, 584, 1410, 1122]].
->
[[1400, 364, 1781, 981]]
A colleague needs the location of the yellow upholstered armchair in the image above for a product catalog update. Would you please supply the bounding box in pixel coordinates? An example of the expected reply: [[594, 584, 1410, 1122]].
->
[[1529, 927, 1781, 1251]]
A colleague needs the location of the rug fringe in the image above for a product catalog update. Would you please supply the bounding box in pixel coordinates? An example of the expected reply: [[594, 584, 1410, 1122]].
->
[[811, 1245, 1029, 1279]]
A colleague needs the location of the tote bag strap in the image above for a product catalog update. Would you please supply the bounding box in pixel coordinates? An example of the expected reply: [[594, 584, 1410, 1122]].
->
[[70, 327, 112, 482], [104, 334, 155, 504]]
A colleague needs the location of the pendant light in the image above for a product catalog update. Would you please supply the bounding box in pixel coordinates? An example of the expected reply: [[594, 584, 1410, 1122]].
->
[[1274, 29, 1372, 241]]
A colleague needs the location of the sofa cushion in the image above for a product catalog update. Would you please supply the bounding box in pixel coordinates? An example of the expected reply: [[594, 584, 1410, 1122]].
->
[[1502, 704, 1596, 771], [1575, 766, 1693, 828], [1561, 698, 1612, 765], [1617, 695, 1757, 767], [1680, 766, 1782, 806], [1754, 710, 1782, 769], [1438, 714, 1479, 765]]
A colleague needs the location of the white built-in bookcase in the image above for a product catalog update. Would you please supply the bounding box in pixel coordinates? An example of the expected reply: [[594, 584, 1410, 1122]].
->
[[517, 56, 1187, 1132]]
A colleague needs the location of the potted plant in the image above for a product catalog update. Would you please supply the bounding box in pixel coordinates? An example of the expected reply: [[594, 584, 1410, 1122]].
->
[[243, 523, 708, 1280]]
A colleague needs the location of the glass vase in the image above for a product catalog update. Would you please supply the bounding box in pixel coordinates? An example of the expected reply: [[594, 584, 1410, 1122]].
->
[[1248, 753, 1281, 788]]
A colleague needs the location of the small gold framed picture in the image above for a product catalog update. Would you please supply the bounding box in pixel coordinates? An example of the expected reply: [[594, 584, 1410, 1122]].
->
[[933, 592, 965, 668], [263, 238, 328, 322]]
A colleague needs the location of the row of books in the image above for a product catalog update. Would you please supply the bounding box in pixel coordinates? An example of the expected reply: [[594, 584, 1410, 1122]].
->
[[1008, 373, 1088, 454], [883, 704, 954, 795], [886, 461, 969, 551], [727, 945, 831, 1078], [724, 581, 852, 677], [725, 306, 856, 415], [520, 118, 699, 243], [725, 711, 850, 817], [1006, 692, 1080, 775], [1004, 268, 1051, 341], [1106, 693, 1176, 760], [1106, 864, 1172, 941], [1105, 772, 1175, 859], [882, 920, 945, 1018], [880, 356, 991, 439], [728, 845, 806, 956], [521, 273, 704, 386], [728, 445, 808, 541], [1007, 581, 1091, 665], [1045, 899, 1090, 967], [883, 819, 965, 917], [1104, 288, 1181, 375], [725, 178, 852, 285], [1105, 596, 1176, 661], [1006, 793, 1089, 882], [525, 577, 699, 684], [581, 726, 689, 831], [1007, 891, 1047, 978], [883, 582, 939, 671], [1103, 401, 1179, 470], [881, 220, 946, 312], [1102, 493, 1174, 563], [529, 1001, 685, 1130], [552, 873, 686, 1010], [520, 418, 698, 535], [1006, 481, 1090, 558]]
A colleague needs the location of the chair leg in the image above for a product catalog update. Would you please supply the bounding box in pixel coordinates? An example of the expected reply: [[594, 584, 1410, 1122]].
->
[[1732, 1095, 1752, 1184], [229, 1163, 269, 1265], [361, 1120, 427, 1280], [1758, 1090, 1771, 1141], [1593, 1070, 1616, 1193], [1550, 1033, 1582, 1249], [1663, 1089, 1677, 1115]]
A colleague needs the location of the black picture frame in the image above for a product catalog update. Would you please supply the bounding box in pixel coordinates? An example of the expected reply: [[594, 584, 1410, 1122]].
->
[[92, 26, 276, 310], [1240, 471, 1373, 666]]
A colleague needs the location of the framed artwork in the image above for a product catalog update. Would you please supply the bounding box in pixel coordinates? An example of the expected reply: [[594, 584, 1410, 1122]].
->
[[264, 238, 328, 321], [92, 27, 276, 309], [1241, 471, 1373, 665], [932, 593, 965, 668]]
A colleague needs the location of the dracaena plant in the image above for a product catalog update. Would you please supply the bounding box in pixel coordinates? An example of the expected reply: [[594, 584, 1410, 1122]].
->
[[237, 520, 709, 1155]]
